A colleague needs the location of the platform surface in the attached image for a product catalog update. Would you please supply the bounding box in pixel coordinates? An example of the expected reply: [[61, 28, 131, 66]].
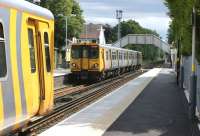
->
[[54, 68, 71, 77], [40, 68, 196, 136], [40, 68, 161, 136], [103, 69, 192, 136]]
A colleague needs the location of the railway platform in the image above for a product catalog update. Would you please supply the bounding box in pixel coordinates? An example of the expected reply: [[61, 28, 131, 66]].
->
[[40, 68, 199, 136], [54, 68, 71, 89]]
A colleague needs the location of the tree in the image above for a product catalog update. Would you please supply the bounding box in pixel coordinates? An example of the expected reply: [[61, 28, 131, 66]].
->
[[68, 0, 85, 39], [165, 0, 194, 56], [104, 24, 115, 44], [26, 0, 84, 49]]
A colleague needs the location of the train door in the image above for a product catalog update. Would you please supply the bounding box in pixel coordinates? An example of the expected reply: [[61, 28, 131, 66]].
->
[[27, 19, 53, 115], [109, 49, 112, 68], [117, 50, 119, 67], [37, 21, 53, 114], [81, 46, 89, 70], [26, 20, 40, 115]]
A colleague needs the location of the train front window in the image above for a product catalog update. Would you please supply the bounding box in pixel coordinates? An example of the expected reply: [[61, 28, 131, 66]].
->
[[71, 46, 81, 59], [89, 46, 99, 59], [0, 23, 7, 78]]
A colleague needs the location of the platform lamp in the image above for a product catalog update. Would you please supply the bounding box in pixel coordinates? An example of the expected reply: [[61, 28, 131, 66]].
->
[[116, 10, 123, 47]]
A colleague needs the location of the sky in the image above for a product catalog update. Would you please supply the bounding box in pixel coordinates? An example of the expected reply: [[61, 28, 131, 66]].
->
[[77, 0, 171, 41]]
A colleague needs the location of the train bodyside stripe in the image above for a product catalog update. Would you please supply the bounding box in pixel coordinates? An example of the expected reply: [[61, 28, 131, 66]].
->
[[16, 11, 27, 117], [10, 9, 23, 128], [0, 83, 4, 127], [0, 8, 16, 128]]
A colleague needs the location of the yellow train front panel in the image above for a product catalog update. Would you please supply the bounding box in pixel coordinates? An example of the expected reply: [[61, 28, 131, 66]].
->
[[71, 43, 102, 72]]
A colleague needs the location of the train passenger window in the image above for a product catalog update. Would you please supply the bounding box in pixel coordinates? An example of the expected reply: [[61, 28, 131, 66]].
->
[[28, 28, 36, 73], [0, 23, 7, 77], [44, 32, 51, 72]]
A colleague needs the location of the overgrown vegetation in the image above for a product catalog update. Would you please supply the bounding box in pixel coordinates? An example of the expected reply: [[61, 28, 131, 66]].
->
[[104, 20, 164, 62], [165, 0, 200, 62]]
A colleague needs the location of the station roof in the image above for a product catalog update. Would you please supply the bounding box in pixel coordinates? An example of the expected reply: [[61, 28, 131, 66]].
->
[[0, 0, 54, 20], [80, 23, 101, 39]]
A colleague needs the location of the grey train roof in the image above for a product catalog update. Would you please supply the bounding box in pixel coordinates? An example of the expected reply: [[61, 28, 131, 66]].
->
[[0, 0, 54, 20]]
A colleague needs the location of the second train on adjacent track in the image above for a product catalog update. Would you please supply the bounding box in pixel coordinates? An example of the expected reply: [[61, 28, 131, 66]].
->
[[70, 43, 142, 80]]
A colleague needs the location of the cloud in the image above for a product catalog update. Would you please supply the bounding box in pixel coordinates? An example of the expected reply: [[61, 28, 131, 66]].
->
[[78, 0, 170, 40], [135, 17, 171, 40]]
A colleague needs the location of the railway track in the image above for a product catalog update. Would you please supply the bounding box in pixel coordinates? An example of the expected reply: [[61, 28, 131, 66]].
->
[[54, 85, 85, 99], [19, 70, 145, 135], [53, 61, 166, 101]]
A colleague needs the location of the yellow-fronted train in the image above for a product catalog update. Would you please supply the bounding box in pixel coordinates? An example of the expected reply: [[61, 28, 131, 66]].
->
[[70, 43, 142, 81]]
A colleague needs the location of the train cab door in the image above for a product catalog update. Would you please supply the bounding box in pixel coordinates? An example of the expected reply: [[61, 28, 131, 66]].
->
[[81, 46, 89, 71]]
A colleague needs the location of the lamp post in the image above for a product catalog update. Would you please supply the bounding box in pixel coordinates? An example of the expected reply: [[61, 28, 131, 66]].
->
[[189, 7, 197, 121], [65, 16, 68, 50], [116, 10, 123, 47], [58, 14, 76, 50], [57, 14, 76, 68]]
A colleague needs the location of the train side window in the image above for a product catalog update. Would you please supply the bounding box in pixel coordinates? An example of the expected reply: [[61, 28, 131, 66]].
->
[[113, 52, 115, 60], [28, 28, 36, 73], [44, 32, 51, 72], [106, 51, 108, 60], [0, 23, 7, 78]]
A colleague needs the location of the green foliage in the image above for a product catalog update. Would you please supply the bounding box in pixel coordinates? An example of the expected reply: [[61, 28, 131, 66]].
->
[[165, 0, 194, 56], [196, 13, 200, 62], [104, 20, 164, 62], [165, 0, 200, 62], [104, 24, 116, 44], [27, 0, 84, 49]]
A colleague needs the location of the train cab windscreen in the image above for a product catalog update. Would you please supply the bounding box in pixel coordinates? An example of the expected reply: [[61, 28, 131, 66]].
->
[[89, 46, 99, 59], [71, 45, 99, 59], [71, 46, 81, 59]]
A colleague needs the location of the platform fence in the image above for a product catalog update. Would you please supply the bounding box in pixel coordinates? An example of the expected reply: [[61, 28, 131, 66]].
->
[[182, 56, 200, 112]]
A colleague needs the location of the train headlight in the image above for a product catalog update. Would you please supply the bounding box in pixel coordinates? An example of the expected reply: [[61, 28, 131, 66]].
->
[[93, 63, 99, 68], [72, 63, 76, 67]]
